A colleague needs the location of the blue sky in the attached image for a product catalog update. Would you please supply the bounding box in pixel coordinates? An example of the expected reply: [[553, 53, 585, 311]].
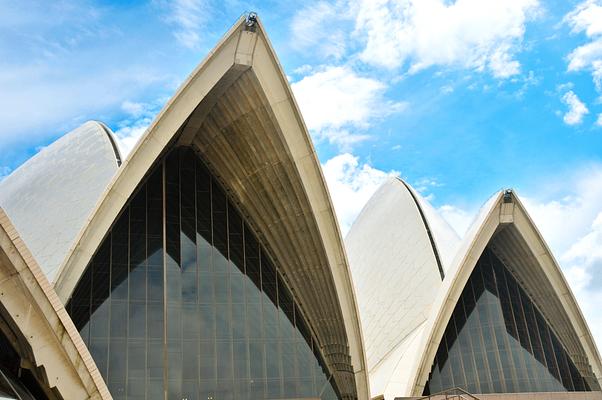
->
[[1, 0, 602, 348]]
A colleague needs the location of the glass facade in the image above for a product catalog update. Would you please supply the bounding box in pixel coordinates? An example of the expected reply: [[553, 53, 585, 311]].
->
[[424, 247, 595, 395], [68, 147, 341, 400]]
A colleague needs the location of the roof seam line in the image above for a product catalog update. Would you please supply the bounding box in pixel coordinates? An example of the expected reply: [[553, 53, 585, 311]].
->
[[398, 178, 445, 280], [97, 121, 122, 167]]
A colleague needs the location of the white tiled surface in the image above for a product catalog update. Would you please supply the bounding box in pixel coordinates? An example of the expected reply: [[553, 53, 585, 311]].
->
[[0, 121, 120, 282], [408, 184, 461, 272], [345, 178, 445, 377]]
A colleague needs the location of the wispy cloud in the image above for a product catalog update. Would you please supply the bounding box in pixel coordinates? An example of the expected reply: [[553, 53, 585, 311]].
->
[[521, 164, 602, 349], [162, 0, 209, 49], [438, 204, 475, 238], [354, 0, 540, 78], [0, 1, 174, 152], [561, 90, 589, 125], [565, 0, 602, 94], [290, 1, 351, 60], [322, 153, 398, 234], [112, 99, 165, 156], [291, 65, 406, 149]]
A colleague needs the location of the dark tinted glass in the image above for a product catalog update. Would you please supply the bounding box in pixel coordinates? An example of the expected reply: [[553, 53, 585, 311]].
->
[[424, 247, 596, 395], [67, 147, 341, 400]]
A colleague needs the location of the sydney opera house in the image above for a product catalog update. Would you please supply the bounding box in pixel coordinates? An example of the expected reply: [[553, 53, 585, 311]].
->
[[0, 14, 600, 400]]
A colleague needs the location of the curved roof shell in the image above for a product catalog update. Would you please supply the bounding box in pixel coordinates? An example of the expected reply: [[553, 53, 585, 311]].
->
[[0, 121, 121, 282], [53, 16, 369, 398], [347, 181, 602, 399], [345, 177, 459, 397]]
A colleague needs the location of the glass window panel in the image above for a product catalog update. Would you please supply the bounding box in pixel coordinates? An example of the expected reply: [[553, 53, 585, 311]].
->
[[214, 272, 230, 304], [199, 340, 216, 379], [70, 266, 91, 336], [182, 340, 199, 381], [199, 304, 215, 339], [231, 302, 246, 340], [110, 301, 127, 339], [108, 339, 126, 398], [261, 255, 277, 305], [423, 247, 593, 395], [244, 223, 261, 304], [211, 179, 229, 272], [129, 187, 146, 301], [182, 303, 199, 340], [167, 341, 183, 384], [216, 341, 233, 380], [127, 340, 145, 379], [128, 302, 145, 339], [216, 303, 231, 339], [89, 338, 108, 378], [228, 202, 244, 273], [247, 300, 263, 340], [146, 340, 163, 382], [165, 151, 180, 266], [66, 148, 344, 400], [266, 341, 281, 379], [233, 340, 248, 381]]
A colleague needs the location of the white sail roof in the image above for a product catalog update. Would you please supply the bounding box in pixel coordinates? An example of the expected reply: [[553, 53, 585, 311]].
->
[[0, 121, 121, 281], [346, 177, 460, 398]]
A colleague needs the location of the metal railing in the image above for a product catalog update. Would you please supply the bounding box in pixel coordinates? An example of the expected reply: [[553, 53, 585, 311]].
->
[[415, 387, 481, 400]]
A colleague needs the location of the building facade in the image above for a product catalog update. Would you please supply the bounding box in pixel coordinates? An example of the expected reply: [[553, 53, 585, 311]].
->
[[0, 13, 600, 400], [346, 178, 602, 399], [0, 15, 368, 400]]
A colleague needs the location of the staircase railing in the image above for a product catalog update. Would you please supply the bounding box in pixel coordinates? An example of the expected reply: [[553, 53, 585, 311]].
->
[[414, 387, 480, 400]]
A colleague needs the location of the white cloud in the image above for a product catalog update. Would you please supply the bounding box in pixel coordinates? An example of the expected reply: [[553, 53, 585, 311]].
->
[[114, 123, 149, 157], [291, 65, 405, 149], [293, 64, 314, 75], [0, 2, 173, 148], [163, 0, 208, 49], [0, 63, 164, 146], [522, 164, 602, 255], [566, 0, 602, 38], [565, 1, 602, 94], [290, 1, 349, 60], [520, 164, 602, 350], [560, 214, 602, 349], [595, 61, 602, 92], [354, 0, 539, 78], [561, 90, 589, 125], [322, 153, 398, 234], [113, 100, 163, 156], [597, 113, 602, 126], [561, 216, 602, 348], [438, 204, 475, 237], [440, 85, 454, 94], [413, 177, 443, 199], [567, 40, 602, 72], [121, 100, 147, 118]]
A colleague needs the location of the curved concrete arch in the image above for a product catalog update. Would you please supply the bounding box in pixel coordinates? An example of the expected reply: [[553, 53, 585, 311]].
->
[[408, 190, 602, 396], [54, 16, 368, 399], [0, 208, 111, 399], [0, 121, 121, 282]]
